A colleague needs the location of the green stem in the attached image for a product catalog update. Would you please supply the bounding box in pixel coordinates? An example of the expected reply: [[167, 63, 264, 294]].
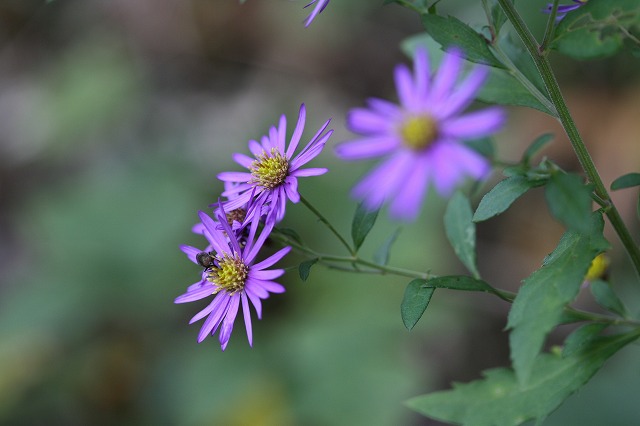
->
[[497, 0, 640, 281], [540, 0, 560, 51], [299, 195, 355, 256]]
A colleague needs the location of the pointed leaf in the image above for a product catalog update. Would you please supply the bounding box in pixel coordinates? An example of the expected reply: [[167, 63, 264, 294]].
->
[[351, 202, 379, 251], [276, 227, 303, 245], [425, 275, 495, 294], [545, 172, 593, 234], [562, 323, 608, 358], [401, 279, 433, 331], [611, 172, 640, 190], [407, 330, 640, 426], [444, 192, 479, 277], [420, 14, 503, 67], [589, 279, 629, 318], [298, 258, 319, 282], [373, 228, 401, 266], [508, 212, 609, 385], [522, 133, 554, 165], [473, 176, 543, 222]]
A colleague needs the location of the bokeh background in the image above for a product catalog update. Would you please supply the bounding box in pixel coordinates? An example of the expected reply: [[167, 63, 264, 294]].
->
[[1, 1, 639, 425]]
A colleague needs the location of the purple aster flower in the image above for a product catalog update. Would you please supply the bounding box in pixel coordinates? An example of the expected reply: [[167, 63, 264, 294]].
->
[[217, 104, 332, 224], [175, 211, 291, 350], [543, 1, 587, 21], [304, 0, 330, 27], [335, 48, 505, 221]]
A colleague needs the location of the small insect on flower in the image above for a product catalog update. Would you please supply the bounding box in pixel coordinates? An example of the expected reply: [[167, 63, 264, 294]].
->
[[196, 251, 216, 270]]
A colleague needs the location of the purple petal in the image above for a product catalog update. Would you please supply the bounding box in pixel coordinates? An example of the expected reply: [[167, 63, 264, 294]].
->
[[219, 294, 240, 351], [435, 66, 488, 119], [413, 48, 430, 100], [248, 140, 264, 157], [187, 278, 208, 292], [233, 153, 255, 168], [174, 283, 215, 304], [284, 176, 300, 203], [198, 293, 230, 343], [190, 292, 227, 324], [248, 278, 286, 294], [367, 98, 402, 118], [245, 286, 263, 319], [250, 269, 285, 280], [352, 151, 413, 209], [180, 245, 201, 264], [198, 211, 231, 254], [440, 107, 505, 139], [347, 108, 392, 134], [276, 114, 287, 154], [335, 136, 398, 160], [241, 292, 253, 347], [286, 104, 306, 158], [245, 281, 269, 299], [252, 246, 291, 270], [394, 63, 416, 109], [218, 171, 252, 183], [388, 156, 430, 220], [430, 49, 463, 104], [291, 167, 328, 177], [430, 142, 489, 196]]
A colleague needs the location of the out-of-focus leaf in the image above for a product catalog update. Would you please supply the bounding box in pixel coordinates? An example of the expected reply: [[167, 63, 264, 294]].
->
[[401, 279, 434, 331], [562, 323, 608, 358], [420, 14, 503, 67], [464, 137, 495, 160], [611, 172, 640, 190], [424, 275, 495, 294], [299, 258, 319, 282], [590, 279, 629, 318], [552, 0, 640, 59], [444, 192, 479, 277], [276, 227, 303, 245], [373, 228, 401, 266], [406, 329, 640, 425], [473, 176, 544, 222], [351, 202, 379, 251], [508, 212, 609, 385], [545, 172, 593, 234], [522, 134, 554, 165]]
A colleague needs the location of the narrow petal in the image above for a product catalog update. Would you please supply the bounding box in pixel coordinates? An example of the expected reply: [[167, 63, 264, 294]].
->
[[434, 66, 488, 119], [174, 283, 215, 304], [347, 108, 392, 134], [394, 64, 416, 109], [180, 245, 201, 264], [276, 114, 287, 154], [250, 269, 285, 280], [198, 211, 230, 254], [252, 246, 291, 270], [240, 293, 253, 347], [187, 278, 208, 292], [388, 156, 430, 220], [189, 293, 227, 324], [219, 295, 240, 351], [291, 167, 328, 177], [352, 151, 412, 209], [286, 104, 306, 158], [198, 293, 230, 343], [245, 281, 269, 299], [284, 176, 300, 203], [430, 49, 463, 104], [248, 140, 264, 157], [233, 153, 255, 168], [367, 98, 402, 118], [335, 136, 398, 161], [218, 171, 252, 183], [245, 286, 263, 319], [430, 142, 489, 196], [248, 278, 286, 294], [413, 48, 430, 100], [440, 107, 505, 139]]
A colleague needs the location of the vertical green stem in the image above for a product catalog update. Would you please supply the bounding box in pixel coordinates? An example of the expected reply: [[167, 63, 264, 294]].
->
[[497, 0, 640, 280], [540, 0, 560, 51]]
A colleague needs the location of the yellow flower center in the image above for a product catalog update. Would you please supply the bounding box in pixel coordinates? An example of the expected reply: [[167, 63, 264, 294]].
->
[[206, 253, 249, 294], [249, 148, 289, 190], [399, 115, 439, 151], [585, 253, 610, 282]]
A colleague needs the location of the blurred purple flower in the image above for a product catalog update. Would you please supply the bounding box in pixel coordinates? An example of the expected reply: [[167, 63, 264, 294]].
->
[[175, 211, 291, 350], [304, 0, 330, 27], [335, 48, 505, 221], [543, 1, 587, 21], [218, 104, 332, 224]]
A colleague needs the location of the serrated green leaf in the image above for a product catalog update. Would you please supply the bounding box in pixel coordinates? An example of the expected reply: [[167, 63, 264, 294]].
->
[[508, 212, 609, 385], [562, 323, 608, 358], [473, 176, 543, 222], [552, 0, 640, 60], [401, 279, 434, 331], [522, 134, 554, 165], [611, 172, 640, 190], [421, 14, 503, 67], [407, 330, 640, 426], [590, 279, 629, 317], [373, 228, 401, 266], [298, 258, 319, 282], [444, 192, 479, 277], [545, 172, 593, 234], [351, 202, 379, 251]]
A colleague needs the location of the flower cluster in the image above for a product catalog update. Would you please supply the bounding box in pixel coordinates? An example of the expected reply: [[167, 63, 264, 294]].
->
[[175, 104, 332, 350], [335, 48, 505, 220]]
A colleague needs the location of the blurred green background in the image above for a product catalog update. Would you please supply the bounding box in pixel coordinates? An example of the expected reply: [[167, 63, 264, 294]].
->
[[0, 1, 639, 425]]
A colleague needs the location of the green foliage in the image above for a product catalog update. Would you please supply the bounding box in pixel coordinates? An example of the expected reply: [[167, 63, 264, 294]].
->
[[373, 228, 401, 266], [275, 227, 303, 245], [590, 280, 629, 318], [522, 133, 554, 165], [473, 176, 542, 222], [611, 172, 640, 190], [420, 14, 503, 67], [508, 213, 610, 385], [401, 279, 434, 330], [545, 172, 593, 234], [562, 323, 608, 358], [552, 0, 640, 59], [299, 258, 319, 281], [444, 192, 479, 277], [351, 202, 379, 251], [406, 329, 640, 426]]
